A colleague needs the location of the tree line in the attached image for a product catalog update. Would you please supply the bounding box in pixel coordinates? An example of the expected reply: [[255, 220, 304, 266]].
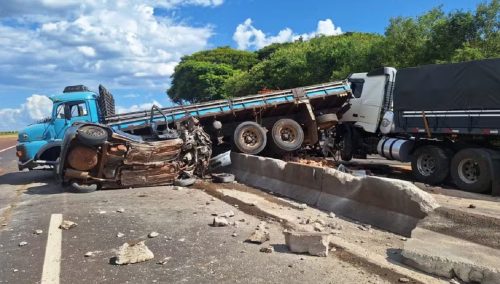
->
[[167, 0, 499, 104]]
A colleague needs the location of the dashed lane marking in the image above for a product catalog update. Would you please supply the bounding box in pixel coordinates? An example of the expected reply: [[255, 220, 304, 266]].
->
[[0, 145, 15, 154], [41, 214, 62, 284]]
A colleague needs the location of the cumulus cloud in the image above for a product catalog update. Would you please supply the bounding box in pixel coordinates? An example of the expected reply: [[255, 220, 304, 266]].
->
[[116, 100, 163, 114], [0, 0, 221, 130], [0, 95, 52, 131], [233, 18, 342, 50]]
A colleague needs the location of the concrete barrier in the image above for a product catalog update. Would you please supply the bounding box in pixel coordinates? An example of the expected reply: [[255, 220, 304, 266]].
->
[[230, 152, 439, 236]]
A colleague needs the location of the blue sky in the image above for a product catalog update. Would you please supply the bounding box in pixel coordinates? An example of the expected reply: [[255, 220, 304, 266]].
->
[[0, 0, 485, 130]]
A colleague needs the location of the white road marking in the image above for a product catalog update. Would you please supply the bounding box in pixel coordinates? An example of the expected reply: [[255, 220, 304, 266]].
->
[[41, 214, 63, 284], [0, 145, 15, 153]]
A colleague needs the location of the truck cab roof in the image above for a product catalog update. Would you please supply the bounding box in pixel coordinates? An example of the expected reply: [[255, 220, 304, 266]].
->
[[49, 91, 98, 103]]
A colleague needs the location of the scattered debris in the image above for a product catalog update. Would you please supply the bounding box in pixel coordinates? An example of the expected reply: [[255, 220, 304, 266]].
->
[[232, 232, 238, 237], [298, 203, 308, 210], [13, 269, 18, 272], [172, 186, 185, 191], [284, 231, 331, 257], [84, 251, 99, 257], [59, 220, 78, 230], [246, 223, 270, 244], [212, 217, 229, 227], [34, 229, 43, 235], [220, 210, 235, 218], [157, 257, 171, 265], [259, 246, 274, 253], [178, 238, 185, 242], [328, 212, 336, 218], [398, 277, 410, 283], [400, 237, 407, 241], [18, 241, 28, 247], [211, 197, 216, 202], [117, 208, 125, 213], [313, 223, 324, 232], [116, 232, 125, 238], [358, 224, 371, 231], [114, 241, 154, 265], [468, 204, 476, 209], [98, 210, 107, 214], [148, 231, 160, 238]]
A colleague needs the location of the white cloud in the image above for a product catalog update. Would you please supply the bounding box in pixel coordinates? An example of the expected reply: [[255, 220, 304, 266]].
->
[[0, 95, 52, 131], [116, 100, 163, 114], [233, 18, 342, 50]]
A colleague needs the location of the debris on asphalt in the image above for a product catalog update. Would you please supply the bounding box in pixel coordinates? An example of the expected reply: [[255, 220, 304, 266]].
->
[[298, 203, 308, 210], [220, 210, 235, 218], [18, 241, 28, 247], [116, 232, 125, 238], [114, 241, 154, 265], [211, 197, 216, 201], [284, 230, 331, 257], [148, 231, 160, 238], [468, 204, 476, 209], [178, 238, 185, 242], [313, 223, 325, 232], [246, 223, 270, 244], [328, 212, 336, 218], [60, 220, 78, 230], [358, 224, 371, 231], [157, 257, 171, 265], [117, 208, 125, 213], [212, 217, 229, 227], [34, 229, 43, 235], [98, 210, 107, 214], [400, 237, 407, 241], [232, 232, 238, 237], [398, 277, 410, 283], [259, 246, 274, 253], [84, 251, 99, 257]]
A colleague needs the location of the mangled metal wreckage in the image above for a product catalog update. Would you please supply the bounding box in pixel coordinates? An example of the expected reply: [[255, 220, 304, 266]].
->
[[57, 117, 212, 192]]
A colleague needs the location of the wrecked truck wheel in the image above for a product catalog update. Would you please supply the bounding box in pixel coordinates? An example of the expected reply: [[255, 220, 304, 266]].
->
[[77, 125, 108, 146], [174, 177, 196, 187], [212, 173, 235, 183], [450, 148, 492, 193], [70, 182, 100, 193], [411, 145, 450, 185], [271, 119, 304, 152], [233, 121, 267, 155]]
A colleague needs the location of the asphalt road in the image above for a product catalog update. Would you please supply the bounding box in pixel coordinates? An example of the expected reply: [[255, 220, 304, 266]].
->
[[0, 145, 388, 284]]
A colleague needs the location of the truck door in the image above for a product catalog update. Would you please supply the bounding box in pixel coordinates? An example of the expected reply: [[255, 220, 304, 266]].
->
[[53, 101, 92, 139]]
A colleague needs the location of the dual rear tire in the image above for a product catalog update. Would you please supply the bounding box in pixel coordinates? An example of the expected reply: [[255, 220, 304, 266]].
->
[[232, 119, 304, 155], [411, 145, 493, 193]]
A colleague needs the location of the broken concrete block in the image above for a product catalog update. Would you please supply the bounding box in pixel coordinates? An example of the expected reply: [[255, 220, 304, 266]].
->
[[59, 220, 77, 230], [247, 228, 270, 244], [259, 246, 274, 253], [116, 232, 125, 238], [157, 257, 171, 265], [284, 231, 331, 257], [117, 208, 125, 213], [34, 229, 43, 235], [212, 217, 229, 227], [18, 241, 27, 247], [148, 231, 159, 238], [114, 241, 154, 265]]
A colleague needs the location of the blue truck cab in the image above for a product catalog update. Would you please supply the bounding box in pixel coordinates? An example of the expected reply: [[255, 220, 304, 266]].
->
[[16, 85, 113, 170]]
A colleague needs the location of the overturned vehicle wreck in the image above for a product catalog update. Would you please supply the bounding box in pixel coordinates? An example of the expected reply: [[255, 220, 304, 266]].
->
[[57, 117, 212, 192]]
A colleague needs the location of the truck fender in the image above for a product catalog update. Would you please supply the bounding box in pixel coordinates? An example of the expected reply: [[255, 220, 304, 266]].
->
[[35, 141, 62, 161]]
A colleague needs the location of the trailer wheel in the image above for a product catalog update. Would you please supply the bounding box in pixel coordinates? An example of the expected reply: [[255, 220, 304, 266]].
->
[[450, 148, 492, 193], [271, 119, 304, 152], [77, 125, 108, 146], [411, 145, 450, 185], [233, 121, 267, 155], [340, 126, 353, 161]]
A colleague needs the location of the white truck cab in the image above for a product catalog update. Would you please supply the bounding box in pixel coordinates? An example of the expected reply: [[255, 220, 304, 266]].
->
[[342, 67, 397, 134]]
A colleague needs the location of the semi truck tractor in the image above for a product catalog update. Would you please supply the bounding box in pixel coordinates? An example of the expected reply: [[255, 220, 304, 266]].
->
[[323, 58, 500, 194], [16, 80, 351, 190]]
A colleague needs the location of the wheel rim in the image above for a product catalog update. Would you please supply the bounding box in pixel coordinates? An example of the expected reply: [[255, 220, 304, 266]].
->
[[277, 125, 297, 144], [239, 127, 261, 150], [458, 158, 480, 184], [417, 153, 436, 176]]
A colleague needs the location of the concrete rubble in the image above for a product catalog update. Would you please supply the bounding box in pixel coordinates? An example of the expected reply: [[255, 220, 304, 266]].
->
[[284, 230, 330, 257], [33, 229, 43, 235], [212, 217, 229, 227], [59, 220, 78, 230], [259, 246, 274, 253], [246, 222, 270, 244], [114, 241, 154, 265], [148, 231, 159, 238]]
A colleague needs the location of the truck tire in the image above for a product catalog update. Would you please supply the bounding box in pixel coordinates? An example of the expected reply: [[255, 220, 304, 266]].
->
[[233, 121, 267, 155], [340, 126, 353, 161], [411, 145, 450, 185], [450, 148, 492, 193], [271, 119, 304, 152], [70, 182, 100, 193], [77, 125, 108, 146]]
